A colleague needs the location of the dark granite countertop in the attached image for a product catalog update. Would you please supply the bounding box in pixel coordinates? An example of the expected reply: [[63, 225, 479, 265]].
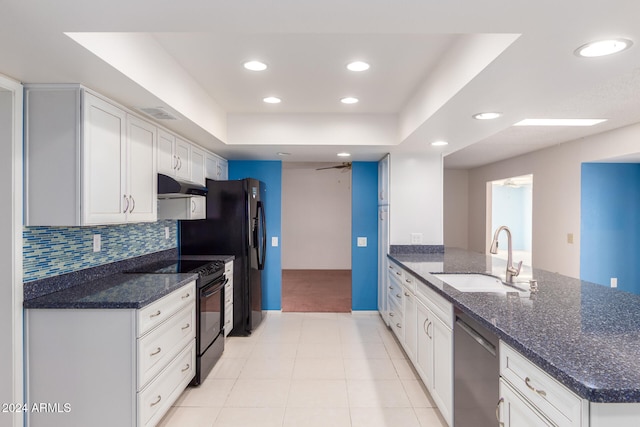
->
[[23, 272, 198, 309], [389, 248, 640, 403]]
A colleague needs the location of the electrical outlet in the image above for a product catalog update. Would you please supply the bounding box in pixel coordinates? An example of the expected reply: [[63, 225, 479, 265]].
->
[[357, 237, 367, 247], [165, 227, 170, 240], [410, 233, 423, 245], [611, 277, 618, 288], [93, 234, 101, 252]]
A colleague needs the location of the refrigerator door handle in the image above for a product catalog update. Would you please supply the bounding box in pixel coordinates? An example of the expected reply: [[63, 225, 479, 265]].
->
[[257, 201, 266, 270]]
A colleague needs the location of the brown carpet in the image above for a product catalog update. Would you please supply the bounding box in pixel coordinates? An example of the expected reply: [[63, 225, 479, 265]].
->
[[282, 269, 352, 312]]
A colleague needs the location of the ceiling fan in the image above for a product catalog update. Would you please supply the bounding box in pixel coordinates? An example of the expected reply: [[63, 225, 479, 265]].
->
[[315, 162, 352, 171]]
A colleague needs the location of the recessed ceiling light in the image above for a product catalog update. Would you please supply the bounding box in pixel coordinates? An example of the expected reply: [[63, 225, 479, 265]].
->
[[337, 152, 351, 157], [341, 97, 359, 104], [263, 97, 281, 104], [514, 118, 607, 126], [473, 112, 502, 120], [347, 61, 370, 72], [575, 39, 633, 57], [243, 60, 267, 71], [431, 141, 449, 147], [277, 152, 291, 156]]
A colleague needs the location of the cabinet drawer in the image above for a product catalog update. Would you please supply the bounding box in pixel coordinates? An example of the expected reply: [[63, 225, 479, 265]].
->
[[138, 304, 195, 389], [224, 261, 233, 275], [138, 282, 195, 336], [416, 282, 453, 329], [500, 342, 586, 427], [388, 297, 404, 341], [387, 277, 403, 306], [388, 261, 404, 285], [224, 306, 234, 336], [138, 342, 195, 427], [403, 271, 417, 293]]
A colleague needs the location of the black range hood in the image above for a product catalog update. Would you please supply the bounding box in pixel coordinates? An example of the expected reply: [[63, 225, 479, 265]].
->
[[157, 173, 208, 198]]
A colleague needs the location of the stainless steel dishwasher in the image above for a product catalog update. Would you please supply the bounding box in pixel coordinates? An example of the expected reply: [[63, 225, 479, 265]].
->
[[453, 308, 499, 427]]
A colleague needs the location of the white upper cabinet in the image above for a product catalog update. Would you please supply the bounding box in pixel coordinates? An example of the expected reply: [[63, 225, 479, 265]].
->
[[25, 85, 158, 226], [190, 145, 206, 185], [125, 115, 158, 222], [378, 154, 390, 205], [158, 129, 192, 181], [205, 152, 228, 181]]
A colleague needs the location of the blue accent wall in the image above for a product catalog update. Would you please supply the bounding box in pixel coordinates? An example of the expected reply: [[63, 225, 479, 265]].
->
[[229, 160, 283, 310], [581, 163, 640, 294], [23, 221, 178, 282], [351, 162, 379, 310]]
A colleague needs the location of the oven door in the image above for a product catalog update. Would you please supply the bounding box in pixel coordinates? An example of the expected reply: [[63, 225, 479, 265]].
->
[[199, 276, 226, 353]]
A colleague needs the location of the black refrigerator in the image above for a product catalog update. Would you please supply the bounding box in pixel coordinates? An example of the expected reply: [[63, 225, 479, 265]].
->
[[180, 178, 266, 336]]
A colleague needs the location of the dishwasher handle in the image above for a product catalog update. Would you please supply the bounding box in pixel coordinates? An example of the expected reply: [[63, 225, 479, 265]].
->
[[456, 317, 497, 357]]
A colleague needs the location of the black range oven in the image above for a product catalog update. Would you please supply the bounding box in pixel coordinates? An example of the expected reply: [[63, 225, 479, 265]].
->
[[126, 258, 227, 385]]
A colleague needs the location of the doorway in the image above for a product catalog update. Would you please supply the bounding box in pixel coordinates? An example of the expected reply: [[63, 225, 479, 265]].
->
[[281, 162, 352, 312], [487, 174, 533, 267]]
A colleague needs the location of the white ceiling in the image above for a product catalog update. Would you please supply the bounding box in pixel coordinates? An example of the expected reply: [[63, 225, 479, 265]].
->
[[2, 0, 640, 168]]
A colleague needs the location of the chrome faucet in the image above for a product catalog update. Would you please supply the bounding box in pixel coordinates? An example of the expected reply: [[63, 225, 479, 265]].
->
[[489, 226, 523, 283]]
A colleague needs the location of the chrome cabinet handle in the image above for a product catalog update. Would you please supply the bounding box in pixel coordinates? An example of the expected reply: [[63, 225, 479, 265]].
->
[[496, 397, 504, 426], [396, 271, 402, 276], [181, 364, 190, 373], [406, 278, 412, 283], [130, 195, 135, 213], [388, 266, 393, 269], [174, 155, 179, 169], [150, 347, 161, 356], [426, 321, 432, 338], [182, 293, 190, 299], [191, 200, 196, 212], [396, 323, 402, 329], [396, 293, 401, 299], [150, 310, 161, 318], [178, 157, 182, 170], [181, 323, 190, 330], [525, 377, 547, 396], [423, 318, 432, 338], [123, 195, 130, 213], [404, 291, 410, 297], [150, 395, 162, 407], [389, 312, 395, 317], [388, 286, 393, 290]]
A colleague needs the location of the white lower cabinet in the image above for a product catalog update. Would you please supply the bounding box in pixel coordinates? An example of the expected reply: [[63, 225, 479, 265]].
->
[[384, 261, 453, 426], [500, 379, 554, 427], [26, 282, 196, 427], [224, 260, 234, 336], [500, 342, 587, 427]]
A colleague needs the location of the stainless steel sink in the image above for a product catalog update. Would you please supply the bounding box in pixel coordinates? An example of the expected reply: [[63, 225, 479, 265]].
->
[[433, 273, 527, 294]]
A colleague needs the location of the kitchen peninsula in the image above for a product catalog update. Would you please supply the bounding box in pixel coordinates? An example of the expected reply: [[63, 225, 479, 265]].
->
[[388, 247, 640, 426]]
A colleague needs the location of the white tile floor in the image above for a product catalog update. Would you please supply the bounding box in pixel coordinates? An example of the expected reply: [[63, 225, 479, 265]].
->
[[158, 312, 447, 427]]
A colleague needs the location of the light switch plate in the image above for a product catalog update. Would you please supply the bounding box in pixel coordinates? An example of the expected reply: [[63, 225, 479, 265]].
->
[[93, 234, 101, 252], [165, 227, 170, 240], [272, 237, 279, 247], [357, 237, 367, 247]]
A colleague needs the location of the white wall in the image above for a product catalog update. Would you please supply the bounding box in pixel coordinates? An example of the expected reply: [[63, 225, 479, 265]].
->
[[389, 153, 443, 245], [0, 75, 23, 427], [454, 121, 640, 278], [282, 163, 351, 269], [443, 168, 469, 249]]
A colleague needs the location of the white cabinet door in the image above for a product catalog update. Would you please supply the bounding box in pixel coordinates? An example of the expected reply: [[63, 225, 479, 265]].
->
[[378, 206, 389, 325], [190, 145, 205, 185], [190, 196, 206, 219], [378, 154, 389, 205], [82, 92, 127, 224], [126, 115, 157, 222], [174, 137, 191, 181], [157, 129, 176, 176], [403, 285, 417, 362], [205, 153, 218, 180], [218, 158, 228, 180], [416, 300, 434, 390], [500, 379, 553, 427], [432, 314, 453, 426]]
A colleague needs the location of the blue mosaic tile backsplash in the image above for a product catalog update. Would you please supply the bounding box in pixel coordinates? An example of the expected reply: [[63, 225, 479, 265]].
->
[[23, 221, 178, 282]]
